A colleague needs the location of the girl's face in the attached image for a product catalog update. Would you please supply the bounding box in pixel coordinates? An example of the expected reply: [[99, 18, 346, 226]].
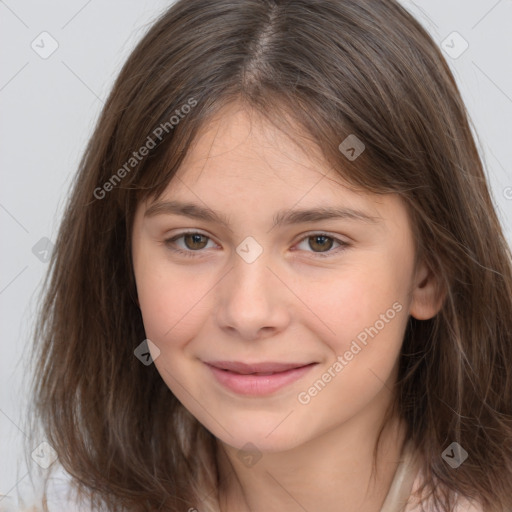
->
[[131, 102, 439, 453]]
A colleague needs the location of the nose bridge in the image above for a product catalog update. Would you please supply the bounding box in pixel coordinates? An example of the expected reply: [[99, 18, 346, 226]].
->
[[231, 234, 275, 300], [216, 235, 290, 338]]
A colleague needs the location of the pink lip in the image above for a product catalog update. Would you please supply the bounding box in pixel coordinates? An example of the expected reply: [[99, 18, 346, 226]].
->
[[205, 361, 318, 396]]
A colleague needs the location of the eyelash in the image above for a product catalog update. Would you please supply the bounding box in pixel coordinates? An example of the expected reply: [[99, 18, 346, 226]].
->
[[163, 231, 350, 259]]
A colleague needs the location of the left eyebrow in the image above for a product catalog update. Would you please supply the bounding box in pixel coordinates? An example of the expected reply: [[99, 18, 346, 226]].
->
[[144, 200, 381, 230], [271, 206, 381, 227]]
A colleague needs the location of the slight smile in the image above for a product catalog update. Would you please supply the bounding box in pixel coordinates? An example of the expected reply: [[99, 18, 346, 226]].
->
[[205, 361, 319, 396]]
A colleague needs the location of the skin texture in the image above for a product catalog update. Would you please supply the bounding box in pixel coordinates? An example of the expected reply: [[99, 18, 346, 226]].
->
[[131, 102, 443, 512]]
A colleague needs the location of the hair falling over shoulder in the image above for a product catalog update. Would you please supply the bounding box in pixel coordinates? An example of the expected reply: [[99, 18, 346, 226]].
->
[[26, 1, 512, 511]]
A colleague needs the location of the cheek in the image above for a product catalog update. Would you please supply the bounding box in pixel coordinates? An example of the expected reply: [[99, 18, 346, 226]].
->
[[294, 258, 410, 346], [291, 256, 411, 408], [134, 259, 214, 354], [296, 291, 407, 421]]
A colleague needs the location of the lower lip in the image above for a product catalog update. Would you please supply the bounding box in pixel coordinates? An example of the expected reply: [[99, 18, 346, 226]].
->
[[206, 363, 317, 396]]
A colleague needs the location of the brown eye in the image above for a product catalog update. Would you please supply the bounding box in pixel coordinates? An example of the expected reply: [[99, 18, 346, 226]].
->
[[308, 235, 335, 252], [295, 233, 349, 258], [164, 232, 215, 257], [164, 231, 349, 259], [182, 233, 209, 250]]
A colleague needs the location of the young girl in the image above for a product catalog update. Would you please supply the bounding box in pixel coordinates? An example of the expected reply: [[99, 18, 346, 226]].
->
[[21, 0, 512, 511]]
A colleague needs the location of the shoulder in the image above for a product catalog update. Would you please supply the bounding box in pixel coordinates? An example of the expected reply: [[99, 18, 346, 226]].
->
[[8, 464, 93, 512], [405, 469, 484, 512]]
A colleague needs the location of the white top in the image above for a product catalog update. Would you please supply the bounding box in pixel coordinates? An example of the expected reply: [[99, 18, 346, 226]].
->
[[6, 443, 483, 512], [2, 464, 90, 512], [380, 438, 422, 512], [381, 439, 483, 512]]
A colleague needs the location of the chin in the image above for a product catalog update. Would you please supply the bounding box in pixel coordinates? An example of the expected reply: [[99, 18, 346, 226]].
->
[[213, 422, 309, 454]]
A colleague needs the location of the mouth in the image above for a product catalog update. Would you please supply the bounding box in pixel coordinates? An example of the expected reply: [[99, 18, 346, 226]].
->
[[204, 361, 318, 395]]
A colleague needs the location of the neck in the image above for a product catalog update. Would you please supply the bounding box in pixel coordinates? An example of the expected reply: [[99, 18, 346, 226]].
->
[[216, 393, 408, 512]]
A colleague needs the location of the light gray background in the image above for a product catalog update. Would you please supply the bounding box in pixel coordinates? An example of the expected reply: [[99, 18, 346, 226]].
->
[[1, 0, 511, 505]]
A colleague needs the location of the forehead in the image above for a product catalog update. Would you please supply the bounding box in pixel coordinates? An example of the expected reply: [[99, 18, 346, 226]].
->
[[135, 102, 408, 234], [174, 103, 334, 182], [162, 103, 363, 205]]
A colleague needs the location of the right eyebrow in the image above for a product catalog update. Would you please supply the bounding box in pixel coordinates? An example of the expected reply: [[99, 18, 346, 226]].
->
[[144, 200, 233, 231]]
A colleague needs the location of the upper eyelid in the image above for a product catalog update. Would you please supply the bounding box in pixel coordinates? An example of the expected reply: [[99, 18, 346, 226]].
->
[[169, 230, 219, 245]]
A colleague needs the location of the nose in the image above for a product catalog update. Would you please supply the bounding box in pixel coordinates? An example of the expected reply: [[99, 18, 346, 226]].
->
[[215, 248, 292, 342]]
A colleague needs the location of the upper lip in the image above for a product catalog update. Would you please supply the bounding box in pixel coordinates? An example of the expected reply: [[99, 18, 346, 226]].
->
[[205, 361, 316, 374]]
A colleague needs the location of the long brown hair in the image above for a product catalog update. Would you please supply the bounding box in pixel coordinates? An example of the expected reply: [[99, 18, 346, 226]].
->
[[26, 0, 512, 510]]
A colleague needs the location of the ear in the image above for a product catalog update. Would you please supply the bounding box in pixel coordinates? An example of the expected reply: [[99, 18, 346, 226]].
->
[[409, 260, 445, 320]]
